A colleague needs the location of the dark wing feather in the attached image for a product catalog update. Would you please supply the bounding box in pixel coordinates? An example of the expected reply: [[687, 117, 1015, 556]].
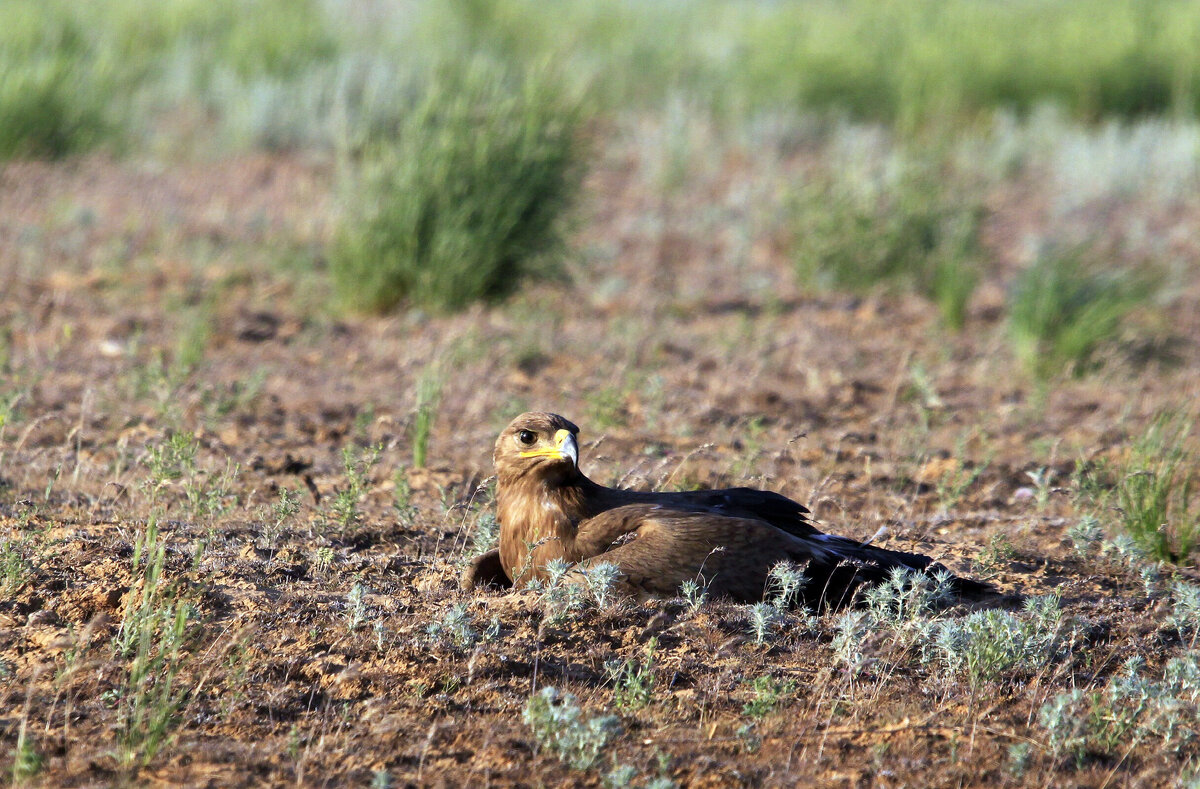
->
[[573, 504, 991, 608], [634, 486, 819, 538]]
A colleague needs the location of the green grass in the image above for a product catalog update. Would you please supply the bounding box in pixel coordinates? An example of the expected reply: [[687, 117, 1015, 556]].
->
[[443, 0, 1200, 125], [792, 155, 982, 328], [1007, 247, 1154, 379], [1116, 414, 1199, 564], [329, 60, 585, 313], [0, 5, 117, 158], [0, 0, 337, 159], [7, 1, 1200, 161]]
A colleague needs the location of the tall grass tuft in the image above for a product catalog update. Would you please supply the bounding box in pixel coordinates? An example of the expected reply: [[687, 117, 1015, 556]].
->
[[792, 157, 982, 329], [1116, 413, 1199, 564], [330, 60, 586, 313], [0, 5, 116, 158], [1008, 247, 1153, 379], [411, 371, 442, 469]]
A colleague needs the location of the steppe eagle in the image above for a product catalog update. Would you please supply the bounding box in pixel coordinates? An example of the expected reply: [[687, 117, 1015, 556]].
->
[[463, 412, 988, 607]]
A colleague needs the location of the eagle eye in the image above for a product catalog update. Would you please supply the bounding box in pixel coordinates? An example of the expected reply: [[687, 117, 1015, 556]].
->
[[517, 429, 537, 445]]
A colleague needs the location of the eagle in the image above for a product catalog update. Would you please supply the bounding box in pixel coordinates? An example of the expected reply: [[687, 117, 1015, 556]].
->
[[462, 412, 989, 607]]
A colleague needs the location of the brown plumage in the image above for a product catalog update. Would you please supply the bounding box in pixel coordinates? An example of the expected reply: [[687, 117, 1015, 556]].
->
[[463, 412, 989, 607]]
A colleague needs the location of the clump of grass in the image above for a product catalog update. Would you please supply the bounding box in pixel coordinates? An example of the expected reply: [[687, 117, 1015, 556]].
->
[[1115, 413, 1199, 564], [1007, 247, 1154, 379], [115, 519, 196, 769], [412, 372, 441, 469], [0, 539, 31, 599], [330, 59, 586, 313], [0, 5, 117, 159], [523, 686, 621, 771], [793, 157, 982, 329]]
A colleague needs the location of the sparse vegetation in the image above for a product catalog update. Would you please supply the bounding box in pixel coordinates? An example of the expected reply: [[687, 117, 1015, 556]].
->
[[412, 373, 441, 469], [928, 595, 1068, 687], [115, 520, 196, 769], [426, 602, 478, 650]]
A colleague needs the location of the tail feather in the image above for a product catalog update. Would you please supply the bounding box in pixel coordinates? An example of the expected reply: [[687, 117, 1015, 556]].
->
[[794, 534, 993, 608]]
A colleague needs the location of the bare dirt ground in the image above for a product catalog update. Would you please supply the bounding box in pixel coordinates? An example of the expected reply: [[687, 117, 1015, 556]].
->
[[1, 137, 1199, 787]]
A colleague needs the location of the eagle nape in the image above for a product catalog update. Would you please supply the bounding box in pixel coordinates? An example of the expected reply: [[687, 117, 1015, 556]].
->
[[461, 411, 992, 609]]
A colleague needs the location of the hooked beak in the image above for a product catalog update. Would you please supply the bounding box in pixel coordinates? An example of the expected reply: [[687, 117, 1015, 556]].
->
[[519, 428, 578, 467]]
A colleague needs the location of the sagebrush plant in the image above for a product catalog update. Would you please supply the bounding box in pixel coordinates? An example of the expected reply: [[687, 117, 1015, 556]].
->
[[330, 58, 586, 313], [928, 595, 1067, 687], [468, 513, 500, 556], [583, 562, 622, 608], [765, 561, 807, 608], [793, 156, 982, 329], [864, 566, 954, 624], [747, 602, 783, 647], [679, 579, 709, 615], [426, 602, 478, 649], [527, 557, 591, 624], [1115, 413, 1199, 563], [346, 583, 367, 631], [1038, 654, 1200, 767], [1169, 581, 1200, 647], [1007, 246, 1154, 379], [1067, 516, 1104, 557], [523, 686, 620, 771]]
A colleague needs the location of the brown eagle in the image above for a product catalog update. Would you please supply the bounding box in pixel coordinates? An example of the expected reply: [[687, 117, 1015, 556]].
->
[[463, 412, 988, 607]]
